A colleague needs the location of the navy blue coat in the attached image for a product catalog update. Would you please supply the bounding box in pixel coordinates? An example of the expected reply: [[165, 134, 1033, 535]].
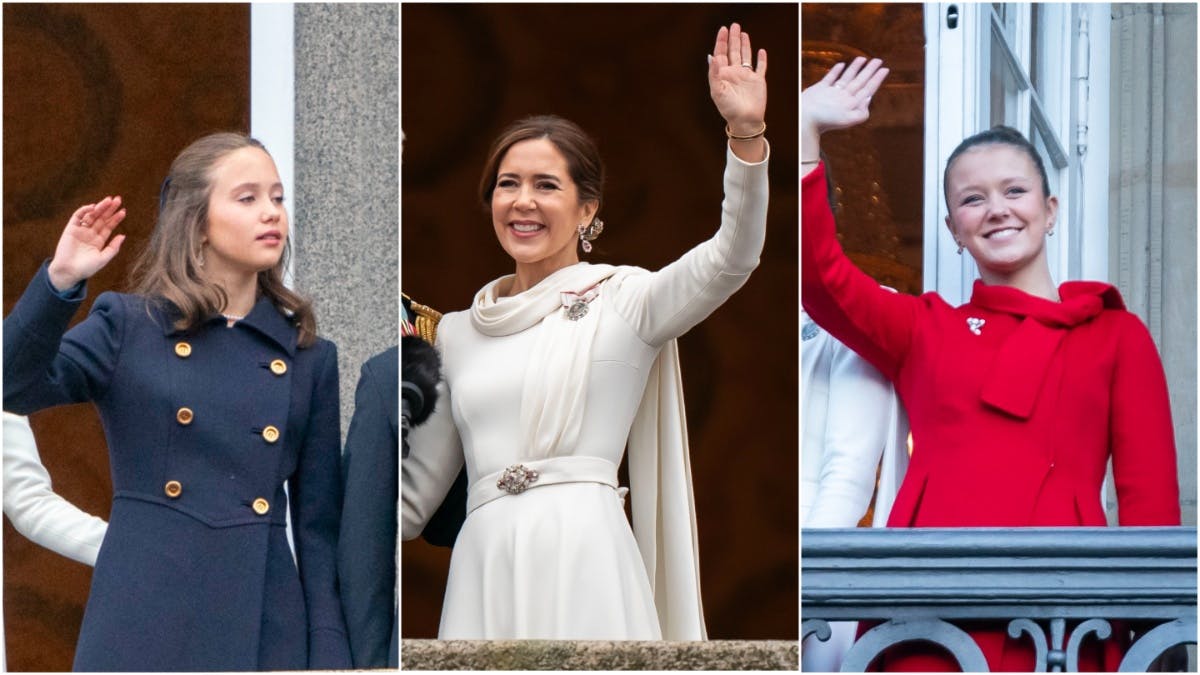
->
[[338, 346, 399, 668], [3, 263, 351, 671]]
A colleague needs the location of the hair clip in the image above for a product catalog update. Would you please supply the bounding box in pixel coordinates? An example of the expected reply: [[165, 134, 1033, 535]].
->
[[158, 176, 173, 212]]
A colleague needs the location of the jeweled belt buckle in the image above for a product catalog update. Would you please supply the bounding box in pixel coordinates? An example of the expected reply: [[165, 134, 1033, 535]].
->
[[497, 464, 540, 495]]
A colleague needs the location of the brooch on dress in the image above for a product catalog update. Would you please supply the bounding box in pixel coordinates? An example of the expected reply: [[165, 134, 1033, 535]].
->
[[497, 464, 540, 495], [967, 317, 986, 335], [802, 322, 820, 341], [561, 285, 600, 321]]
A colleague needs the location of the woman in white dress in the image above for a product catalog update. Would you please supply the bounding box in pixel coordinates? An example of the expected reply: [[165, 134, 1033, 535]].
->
[[402, 23, 769, 640]]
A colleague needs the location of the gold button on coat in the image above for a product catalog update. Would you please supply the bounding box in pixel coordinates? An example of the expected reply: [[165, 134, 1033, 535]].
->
[[174, 342, 192, 358], [269, 359, 287, 375], [262, 425, 280, 443], [176, 407, 194, 425], [164, 480, 182, 498], [252, 498, 270, 515]]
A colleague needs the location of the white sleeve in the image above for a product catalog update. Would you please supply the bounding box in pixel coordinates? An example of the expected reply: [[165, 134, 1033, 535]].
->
[[805, 343, 894, 528], [610, 143, 769, 346], [3, 413, 108, 566], [871, 391, 910, 528], [400, 343, 465, 541]]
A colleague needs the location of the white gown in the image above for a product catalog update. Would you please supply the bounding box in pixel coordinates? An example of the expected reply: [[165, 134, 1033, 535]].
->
[[403, 144, 768, 640]]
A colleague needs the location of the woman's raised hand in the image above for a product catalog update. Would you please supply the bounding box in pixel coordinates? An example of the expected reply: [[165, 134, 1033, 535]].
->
[[708, 23, 767, 137], [802, 57, 889, 136], [47, 196, 127, 292]]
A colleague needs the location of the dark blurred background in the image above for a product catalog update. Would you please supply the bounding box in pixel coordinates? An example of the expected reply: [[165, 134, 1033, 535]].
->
[[801, 3, 925, 296]]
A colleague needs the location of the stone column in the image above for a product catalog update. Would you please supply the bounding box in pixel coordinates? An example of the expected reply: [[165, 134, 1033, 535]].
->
[[1109, 3, 1197, 524], [293, 4, 398, 433]]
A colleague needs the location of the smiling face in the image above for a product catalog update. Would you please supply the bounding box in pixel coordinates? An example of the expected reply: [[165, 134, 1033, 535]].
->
[[202, 146, 288, 279], [490, 137, 598, 279], [944, 143, 1058, 279]]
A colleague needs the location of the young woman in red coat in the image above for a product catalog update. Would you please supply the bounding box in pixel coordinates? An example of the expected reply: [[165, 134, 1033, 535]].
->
[[802, 58, 1181, 671]]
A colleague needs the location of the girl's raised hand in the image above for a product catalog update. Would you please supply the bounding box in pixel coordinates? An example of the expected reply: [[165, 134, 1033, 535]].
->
[[802, 57, 889, 135], [47, 196, 127, 292], [708, 23, 767, 135]]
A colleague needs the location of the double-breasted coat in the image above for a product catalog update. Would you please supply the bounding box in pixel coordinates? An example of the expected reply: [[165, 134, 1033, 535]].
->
[[3, 263, 351, 671]]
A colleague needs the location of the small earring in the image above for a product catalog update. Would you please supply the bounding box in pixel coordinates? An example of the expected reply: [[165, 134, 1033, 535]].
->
[[578, 217, 604, 253], [955, 241, 964, 255], [1047, 228, 1055, 237], [197, 249, 206, 268]]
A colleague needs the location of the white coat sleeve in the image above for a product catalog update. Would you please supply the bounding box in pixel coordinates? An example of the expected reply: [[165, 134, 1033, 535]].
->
[[610, 143, 769, 346], [804, 342, 895, 528], [400, 338, 465, 541], [2, 413, 108, 566]]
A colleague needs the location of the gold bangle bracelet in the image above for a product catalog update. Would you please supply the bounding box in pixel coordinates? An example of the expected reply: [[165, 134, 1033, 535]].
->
[[725, 122, 767, 141]]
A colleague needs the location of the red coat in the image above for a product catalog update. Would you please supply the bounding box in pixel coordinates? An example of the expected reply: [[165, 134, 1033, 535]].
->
[[802, 163, 1180, 670]]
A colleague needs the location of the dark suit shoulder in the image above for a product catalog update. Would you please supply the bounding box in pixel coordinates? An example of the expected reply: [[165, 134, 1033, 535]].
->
[[361, 346, 398, 382]]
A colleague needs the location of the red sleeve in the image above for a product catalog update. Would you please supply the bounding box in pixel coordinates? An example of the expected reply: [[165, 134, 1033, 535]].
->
[[801, 162, 921, 380], [1109, 314, 1181, 525]]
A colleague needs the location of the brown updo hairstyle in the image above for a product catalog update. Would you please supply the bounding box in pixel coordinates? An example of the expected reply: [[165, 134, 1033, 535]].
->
[[943, 125, 1052, 210], [478, 115, 605, 221], [128, 132, 317, 347]]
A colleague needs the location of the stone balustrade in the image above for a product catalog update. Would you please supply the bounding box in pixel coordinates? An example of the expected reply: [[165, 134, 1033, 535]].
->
[[401, 639, 799, 670]]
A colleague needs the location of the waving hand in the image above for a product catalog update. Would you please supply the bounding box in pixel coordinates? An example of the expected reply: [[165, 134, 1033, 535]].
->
[[803, 57, 889, 135], [802, 57, 889, 176], [47, 196, 127, 292], [708, 23, 767, 162]]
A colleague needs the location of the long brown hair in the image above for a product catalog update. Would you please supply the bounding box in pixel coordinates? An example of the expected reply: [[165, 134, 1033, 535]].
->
[[129, 132, 317, 347]]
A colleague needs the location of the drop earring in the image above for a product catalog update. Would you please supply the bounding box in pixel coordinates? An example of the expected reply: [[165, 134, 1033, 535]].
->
[[578, 217, 604, 253]]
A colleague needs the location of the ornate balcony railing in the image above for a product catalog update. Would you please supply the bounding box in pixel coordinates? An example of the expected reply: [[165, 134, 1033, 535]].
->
[[802, 527, 1197, 672]]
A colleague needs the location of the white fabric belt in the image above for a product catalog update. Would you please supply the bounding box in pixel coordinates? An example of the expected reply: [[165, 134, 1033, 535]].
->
[[467, 455, 620, 515]]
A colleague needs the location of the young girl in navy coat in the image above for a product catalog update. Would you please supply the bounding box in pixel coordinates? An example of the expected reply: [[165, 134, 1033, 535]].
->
[[3, 133, 351, 670]]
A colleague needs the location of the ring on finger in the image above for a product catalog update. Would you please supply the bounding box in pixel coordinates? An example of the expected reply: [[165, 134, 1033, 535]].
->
[[741, 62, 753, 69], [833, 82, 845, 88]]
